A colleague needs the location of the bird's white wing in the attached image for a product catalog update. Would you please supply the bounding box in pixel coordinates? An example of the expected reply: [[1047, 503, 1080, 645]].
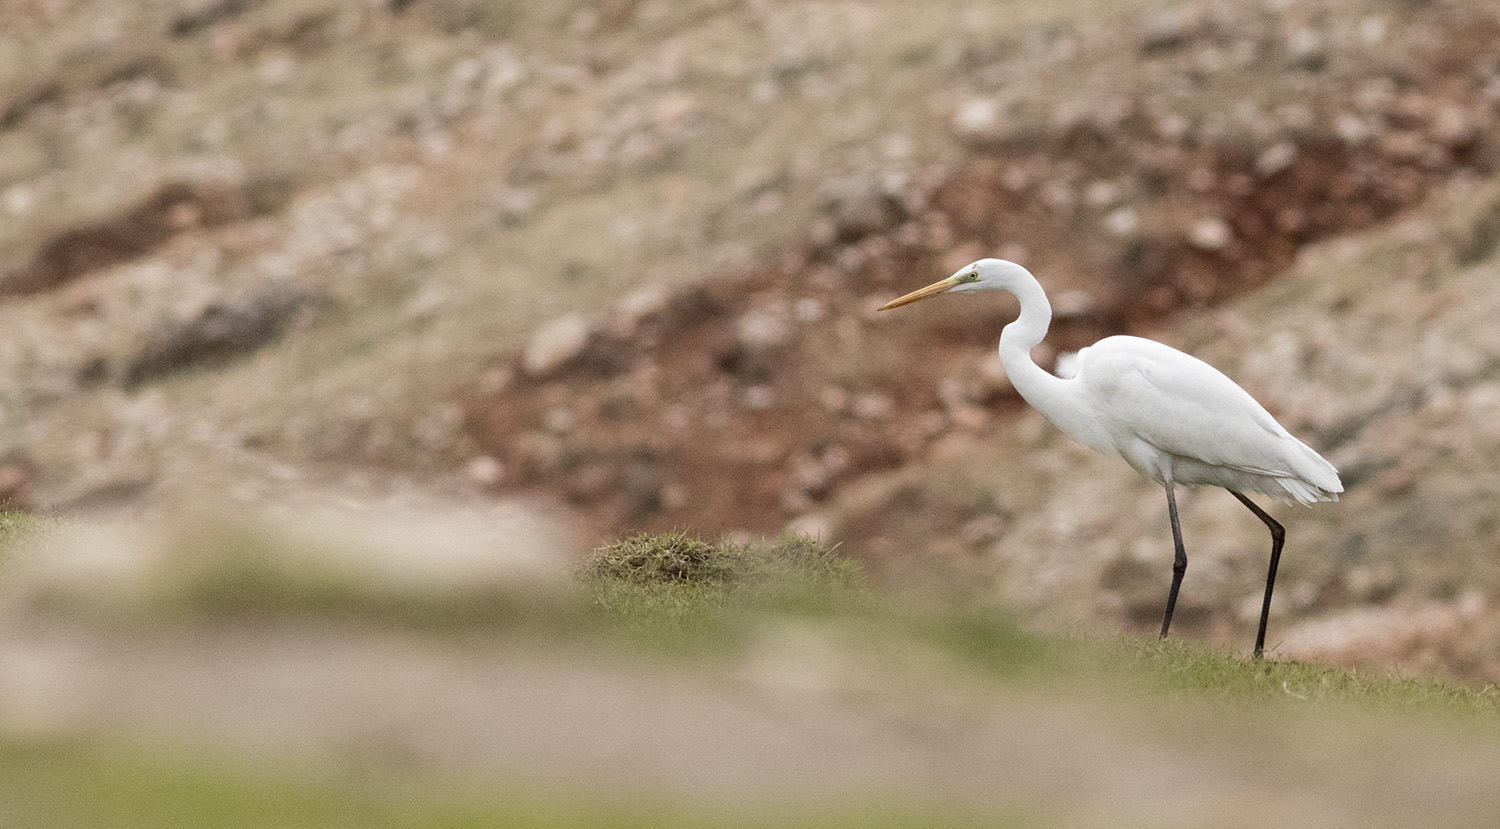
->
[[1077, 336, 1312, 479]]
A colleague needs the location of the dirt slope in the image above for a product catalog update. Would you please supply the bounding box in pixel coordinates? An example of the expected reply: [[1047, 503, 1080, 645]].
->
[[5, 0, 1500, 682], [464, 0, 1500, 538]]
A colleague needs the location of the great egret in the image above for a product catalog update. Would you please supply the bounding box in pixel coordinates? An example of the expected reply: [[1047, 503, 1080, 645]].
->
[[880, 258, 1341, 658]]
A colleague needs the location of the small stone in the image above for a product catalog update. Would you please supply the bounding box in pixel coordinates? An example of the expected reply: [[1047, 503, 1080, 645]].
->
[[794, 297, 826, 323], [124, 281, 311, 387], [752, 191, 782, 215], [894, 222, 924, 248], [4, 185, 35, 216], [938, 376, 971, 412], [750, 79, 776, 103], [809, 218, 837, 248], [1084, 180, 1122, 208], [522, 314, 592, 377], [976, 355, 1015, 397], [1140, 7, 1199, 55], [626, 284, 669, 316], [514, 432, 565, 476], [1188, 218, 1232, 251], [781, 490, 814, 514], [1380, 131, 1427, 162], [835, 245, 869, 273], [1104, 207, 1139, 237], [1285, 28, 1326, 72], [1157, 113, 1190, 142], [466, 456, 505, 486], [1429, 105, 1474, 146], [661, 484, 688, 511], [1335, 114, 1368, 143], [1039, 179, 1075, 212], [477, 368, 513, 395], [952, 97, 1003, 139], [1188, 167, 1216, 192], [784, 512, 834, 540], [820, 386, 849, 413], [790, 454, 833, 493], [542, 407, 575, 433], [881, 134, 913, 160], [1275, 103, 1314, 130], [736, 307, 792, 351], [820, 445, 851, 474], [1374, 465, 1416, 497], [1255, 141, 1298, 177], [949, 406, 988, 430], [1051, 289, 1094, 318], [743, 385, 776, 410], [851, 392, 894, 419], [662, 405, 690, 430], [1345, 563, 1400, 604], [653, 92, 698, 124]]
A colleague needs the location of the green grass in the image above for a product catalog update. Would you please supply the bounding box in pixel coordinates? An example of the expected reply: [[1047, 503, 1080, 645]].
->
[[0, 738, 1019, 829], [2, 524, 1497, 826], [578, 532, 1500, 714], [574, 532, 1051, 678], [0, 509, 49, 548], [576, 531, 870, 648], [1110, 637, 1500, 716], [9, 517, 1495, 714]]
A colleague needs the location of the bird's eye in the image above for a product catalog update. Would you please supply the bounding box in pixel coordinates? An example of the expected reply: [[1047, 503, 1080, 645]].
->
[[965, 272, 980, 282]]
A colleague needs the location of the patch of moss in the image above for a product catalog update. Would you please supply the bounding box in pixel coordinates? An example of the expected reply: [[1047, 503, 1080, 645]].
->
[[584, 531, 734, 585], [576, 532, 866, 648]]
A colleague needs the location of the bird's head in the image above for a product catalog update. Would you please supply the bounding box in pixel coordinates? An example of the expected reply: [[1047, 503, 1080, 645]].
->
[[878, 258, 1030, 310]]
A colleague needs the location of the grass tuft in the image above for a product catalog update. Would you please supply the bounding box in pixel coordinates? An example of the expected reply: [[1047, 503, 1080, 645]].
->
[[585, 531, 733, 585], [0, 510, 51, 551], [577, 532, 865, 648], [1108, 637, 1500, 716]]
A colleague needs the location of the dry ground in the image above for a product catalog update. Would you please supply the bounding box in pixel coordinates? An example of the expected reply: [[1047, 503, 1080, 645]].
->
[[4, 620, 1500, 828], [4, 0, 1500, 820]]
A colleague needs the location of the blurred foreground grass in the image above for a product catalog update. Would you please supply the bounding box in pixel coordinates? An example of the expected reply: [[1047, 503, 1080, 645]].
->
[[579, 532, 1498, 715], [0, 519, 1495, 826], [0, 740, 1015, 829]]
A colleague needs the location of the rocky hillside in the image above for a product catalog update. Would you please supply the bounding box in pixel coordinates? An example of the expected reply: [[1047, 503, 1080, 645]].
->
[[827, 181, 1500, 682], [467, 0, 1500, 535], [4, 0, 1500, 680]]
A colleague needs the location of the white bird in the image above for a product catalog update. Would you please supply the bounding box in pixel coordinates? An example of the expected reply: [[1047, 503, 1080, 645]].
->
[[880, 258, 1341, 658]]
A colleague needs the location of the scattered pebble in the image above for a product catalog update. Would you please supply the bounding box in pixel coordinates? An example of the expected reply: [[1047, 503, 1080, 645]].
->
[[522, 314, 592, 378], [1255, 142, 1298, 177], [1188, 217, 1233, 251]]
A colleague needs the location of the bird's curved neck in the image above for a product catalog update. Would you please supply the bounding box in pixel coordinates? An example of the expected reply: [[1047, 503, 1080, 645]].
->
[[998, 271, 1066, 410]]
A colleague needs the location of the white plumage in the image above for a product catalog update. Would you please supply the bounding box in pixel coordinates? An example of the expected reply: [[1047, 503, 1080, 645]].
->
[[880, 258, 1342, 657], [1068, 335, 1341, 505]]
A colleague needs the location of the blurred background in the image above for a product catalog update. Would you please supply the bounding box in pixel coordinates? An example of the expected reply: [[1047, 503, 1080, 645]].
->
[[3, 0, 1500, 824]]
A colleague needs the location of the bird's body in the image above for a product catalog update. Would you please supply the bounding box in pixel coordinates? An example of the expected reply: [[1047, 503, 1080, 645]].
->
[[1037, 335, 1340, 505], [881, 258, 1341, 657]]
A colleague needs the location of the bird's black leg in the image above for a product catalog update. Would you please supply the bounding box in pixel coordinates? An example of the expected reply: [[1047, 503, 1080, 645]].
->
[[1228, 490, 1284, 659], [1158, 483, 1188, 640]]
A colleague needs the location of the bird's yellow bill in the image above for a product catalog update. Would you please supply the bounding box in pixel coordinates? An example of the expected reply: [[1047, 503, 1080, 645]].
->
[[878, 276, 956, 311]]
